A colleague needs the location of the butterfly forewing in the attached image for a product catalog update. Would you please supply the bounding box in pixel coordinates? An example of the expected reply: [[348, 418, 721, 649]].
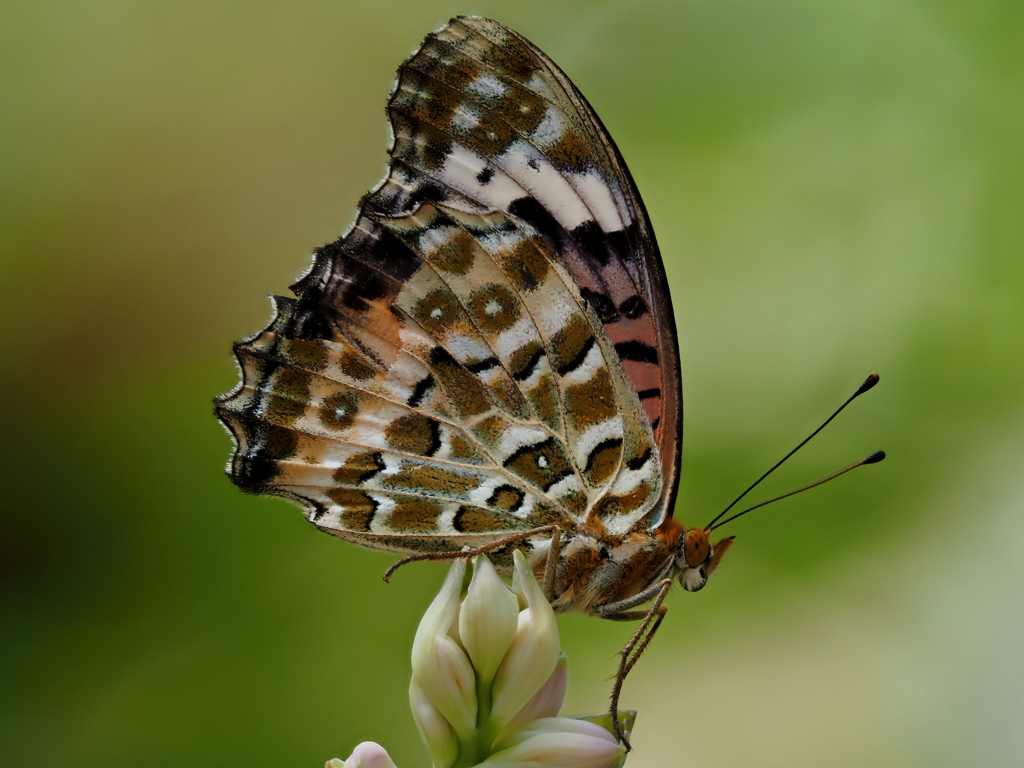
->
[[382, 17, 681, 517], [215, 16, 683, 572]]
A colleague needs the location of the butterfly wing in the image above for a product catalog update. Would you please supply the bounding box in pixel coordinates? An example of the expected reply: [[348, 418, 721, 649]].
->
[[214, 17, 682, 563], [380, 17, 682, 524]]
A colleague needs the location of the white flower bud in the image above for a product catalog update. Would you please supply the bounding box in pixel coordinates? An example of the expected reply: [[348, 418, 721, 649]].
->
[[488, 551, 561, 729], [410, 558, 478, 737], [459, 555, 520, 686], [410, 678, 459, 768], [403, 553, 632, 766]]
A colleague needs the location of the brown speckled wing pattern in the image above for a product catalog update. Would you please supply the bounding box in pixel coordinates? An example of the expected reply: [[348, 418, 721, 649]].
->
[[215, 16, 682, 569]]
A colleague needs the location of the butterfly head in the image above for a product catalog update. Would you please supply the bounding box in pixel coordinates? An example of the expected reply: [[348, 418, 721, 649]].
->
[[676, 528, 735, 592]]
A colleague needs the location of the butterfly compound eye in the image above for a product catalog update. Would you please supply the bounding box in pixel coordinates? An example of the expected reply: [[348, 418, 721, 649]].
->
[[683, 528, 710, 568]]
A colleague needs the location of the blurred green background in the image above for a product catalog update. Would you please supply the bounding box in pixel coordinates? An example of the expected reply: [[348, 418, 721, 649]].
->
[[3, 1, 1022, 766]]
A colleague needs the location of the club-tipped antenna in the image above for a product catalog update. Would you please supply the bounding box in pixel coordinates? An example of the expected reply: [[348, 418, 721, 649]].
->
[[708, 450, 885, 531], [704, 373, 880, 531]]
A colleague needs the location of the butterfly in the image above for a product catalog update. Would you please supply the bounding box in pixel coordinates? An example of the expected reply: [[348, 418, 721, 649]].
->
[[214, 16, 883, 747]]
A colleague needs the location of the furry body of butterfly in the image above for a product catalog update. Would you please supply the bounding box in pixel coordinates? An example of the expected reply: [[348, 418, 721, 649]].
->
[[215, 16, 734, 745]]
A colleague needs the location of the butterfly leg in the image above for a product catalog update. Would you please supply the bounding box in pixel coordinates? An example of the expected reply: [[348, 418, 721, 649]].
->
[[382, 525, 562, 584], [541, 524, 562, 602], [596, 579, 673, 750]]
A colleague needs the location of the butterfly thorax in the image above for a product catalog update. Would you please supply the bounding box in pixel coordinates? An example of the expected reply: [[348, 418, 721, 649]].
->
[[529, 518, 680, 615]]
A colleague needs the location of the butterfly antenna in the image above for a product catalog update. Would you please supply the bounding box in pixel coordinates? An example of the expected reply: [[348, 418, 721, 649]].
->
[[707, 450, 885, 531], [704, 373, 880, 530]]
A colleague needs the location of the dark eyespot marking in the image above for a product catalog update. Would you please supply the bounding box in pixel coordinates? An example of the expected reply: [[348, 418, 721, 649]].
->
[[580, 287, 618, 323], [465, 357, 499, 374], [487, 484, 525, 513], [320, 391, 361, 431], [626, 447, 652, 471], [469, 284, 521, 333], [614, 340, 658, 365], [599, 546, 610, 560], [526, 157, 539, 170], [476, 166, 494, 185], [555, 335, 594, 376], [619, 295, 647, 319], [637, 388, 660, 401], [502, 437, 573, 491], [415, 289, 463, 335], [408, 375, 434, 407]]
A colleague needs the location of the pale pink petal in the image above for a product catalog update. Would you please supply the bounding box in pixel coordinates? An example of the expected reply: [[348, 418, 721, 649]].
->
[[341, 741, 399, 768]]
